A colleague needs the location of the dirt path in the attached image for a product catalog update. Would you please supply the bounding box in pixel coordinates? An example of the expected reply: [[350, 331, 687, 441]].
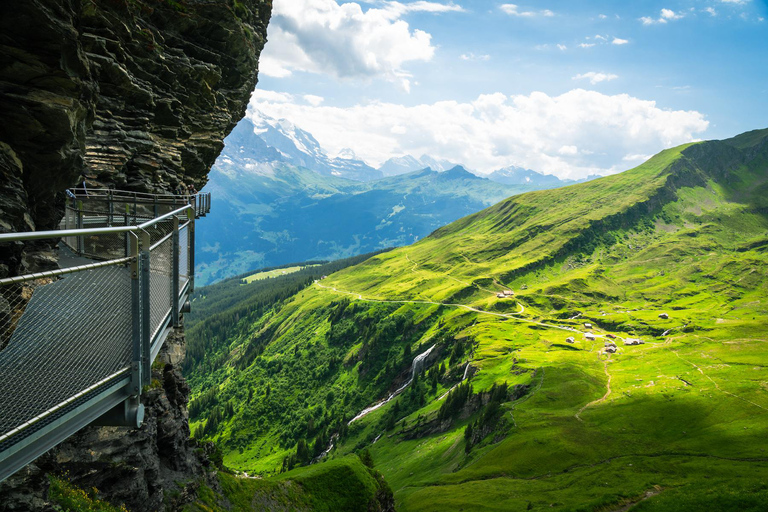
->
[[313, 280, 621, 425], [674, 351, 768, 412], [406, 252, 497, 294], [314, 282, 591, 335], [575, 360, 612, 421]]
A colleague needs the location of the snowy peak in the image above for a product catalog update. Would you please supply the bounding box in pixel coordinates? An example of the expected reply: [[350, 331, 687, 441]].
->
[[336, 148, 358, 160], [418, 155, 458, 173], [377, 154, 460, 177], [486, 166, 564, 188], [250, 110, 326, 163], [226, 110, 382, 182]]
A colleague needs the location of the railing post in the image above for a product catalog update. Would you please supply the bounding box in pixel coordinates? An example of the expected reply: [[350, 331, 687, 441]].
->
[[76, 200, 84, 255], [108, 190, 113, 226], [188, 207, 195, 293], [124, 204, 130, 258], [139, 230, 151, 387], [129, 232, 142, 396], [171, 215, 180, 327]]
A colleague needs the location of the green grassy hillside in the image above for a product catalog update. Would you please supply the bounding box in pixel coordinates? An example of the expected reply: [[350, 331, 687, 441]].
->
[[186, 456, 393, 512], [188, 130, 768, 511]]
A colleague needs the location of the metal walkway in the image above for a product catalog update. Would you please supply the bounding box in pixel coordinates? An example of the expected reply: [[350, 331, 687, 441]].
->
[[0, 190, 211, 481]]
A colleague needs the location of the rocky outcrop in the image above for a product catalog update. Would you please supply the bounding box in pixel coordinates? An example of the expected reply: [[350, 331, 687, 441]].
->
[[0, 329, 223, 511], [0, 0, 271, 509], [0, 0, 270, 235]]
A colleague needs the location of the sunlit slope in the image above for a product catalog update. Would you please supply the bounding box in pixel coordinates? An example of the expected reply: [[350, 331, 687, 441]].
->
[[188, 130, 768, 511], [329, 134, 767, 301]]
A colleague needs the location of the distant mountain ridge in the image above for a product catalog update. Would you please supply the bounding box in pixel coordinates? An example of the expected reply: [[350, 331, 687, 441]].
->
[[197, 114, 602, 284], [197, 119, 534, 284], [246, 109, 594, 185], [378, 154, 459, 176], [487, 165, 602, 187]]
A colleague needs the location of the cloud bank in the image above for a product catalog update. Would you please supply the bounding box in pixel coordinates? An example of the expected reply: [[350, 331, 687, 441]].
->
[[259, 0, 462, 91], [249, 89, 709, 179]]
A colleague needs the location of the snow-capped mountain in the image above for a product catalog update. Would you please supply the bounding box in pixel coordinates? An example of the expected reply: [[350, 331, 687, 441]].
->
[[485, 166, 565, 187], [485, 166, 602, 188], [377, 154, 460, 176], [247, 111, 382, 181]]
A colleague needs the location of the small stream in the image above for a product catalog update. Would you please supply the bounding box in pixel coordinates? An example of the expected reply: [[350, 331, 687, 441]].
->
[[347, 344, 436, 425], [312, 344, 437, 463]]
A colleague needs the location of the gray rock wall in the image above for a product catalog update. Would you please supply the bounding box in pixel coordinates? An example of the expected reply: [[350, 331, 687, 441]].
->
[[0, 0, 271, 509], [0, 0, 270, 235]]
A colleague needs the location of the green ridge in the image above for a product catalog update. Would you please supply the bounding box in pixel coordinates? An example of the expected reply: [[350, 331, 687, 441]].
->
[[188, 130, 768, 511]]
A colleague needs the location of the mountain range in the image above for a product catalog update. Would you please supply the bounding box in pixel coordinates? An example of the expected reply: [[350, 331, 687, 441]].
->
[[187, 128, 768, 511], [196, 113, 586, 284]]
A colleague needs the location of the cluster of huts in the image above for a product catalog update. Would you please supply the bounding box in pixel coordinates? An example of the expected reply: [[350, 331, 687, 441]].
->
[[496, 290, 515, 299], [563, 320, 648, 354]]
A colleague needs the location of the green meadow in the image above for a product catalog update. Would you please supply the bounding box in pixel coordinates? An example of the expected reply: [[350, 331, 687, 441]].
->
[[188, 129, 768, 510], [242, 265, 320, 283]]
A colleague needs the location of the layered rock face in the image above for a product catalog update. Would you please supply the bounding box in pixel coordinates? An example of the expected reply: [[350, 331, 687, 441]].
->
[[0, 0, 270, 236], [0, 0, 271, 509]]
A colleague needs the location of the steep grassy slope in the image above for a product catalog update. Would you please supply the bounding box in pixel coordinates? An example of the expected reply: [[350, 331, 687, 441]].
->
[[189, 129, 768, 511], [186, 456, 393, 512]]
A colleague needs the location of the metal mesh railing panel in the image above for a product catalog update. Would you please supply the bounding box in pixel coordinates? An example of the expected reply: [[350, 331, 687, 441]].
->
[[179, 224, 189, 293], [0, 264, 133, 439], [149, 237, 173, 340]]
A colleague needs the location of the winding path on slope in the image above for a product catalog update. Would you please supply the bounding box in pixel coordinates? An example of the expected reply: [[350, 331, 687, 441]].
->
[[312, 281, 616, 336], [575, 360, 613, 421], [406, 252, 499, 295], [313, 278, 619, 424], [674, 351, 768, 412]]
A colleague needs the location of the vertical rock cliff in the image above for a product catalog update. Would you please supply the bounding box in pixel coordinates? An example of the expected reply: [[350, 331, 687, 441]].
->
[[0, 0, 271, 509], [0, 0, 270, 244]]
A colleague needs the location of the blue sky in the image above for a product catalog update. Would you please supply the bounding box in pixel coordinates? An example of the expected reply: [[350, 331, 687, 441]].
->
[[249, 0, 767, 178]]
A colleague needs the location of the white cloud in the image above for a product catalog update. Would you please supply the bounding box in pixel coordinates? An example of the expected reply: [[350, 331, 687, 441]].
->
[[720, 0, 749, 3], [251, 90, 295, 103], [573, 72, 619, 84], [500, 4, 554, 17], [460, 52, 491, 61], [249, 89, 709, 179], [598, 14, 608, 19], [704, 7, 717, 15], [557, 44, 567, 50], [579, 43, 596, 48], [612, 37, 629, 45], [640, 8, 684, 24], [258, 0, 462, 91], [384, 1, 465, 15], [303, 94, 325, 106], [661, 8, 683, 20]]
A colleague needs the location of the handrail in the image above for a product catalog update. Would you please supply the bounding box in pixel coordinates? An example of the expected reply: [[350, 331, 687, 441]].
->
[[138, 204, 193, 230], [69, 188, 187, 200], [0, 205, 193, 243], [0, 190, 206, 483], [0, 256, 133, 286]]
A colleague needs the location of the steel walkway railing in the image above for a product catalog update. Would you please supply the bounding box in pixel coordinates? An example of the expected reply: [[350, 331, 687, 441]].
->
[[0, 190, 211, 482]]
